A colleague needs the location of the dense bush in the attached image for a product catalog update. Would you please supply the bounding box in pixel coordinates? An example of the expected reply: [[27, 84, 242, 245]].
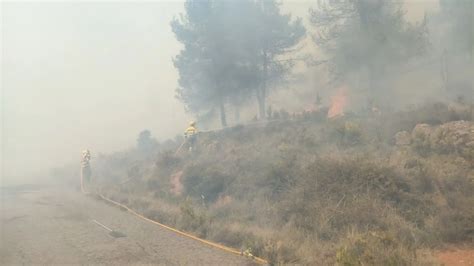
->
[[181, 165, 235, 203], [336, 230, 417, 266]]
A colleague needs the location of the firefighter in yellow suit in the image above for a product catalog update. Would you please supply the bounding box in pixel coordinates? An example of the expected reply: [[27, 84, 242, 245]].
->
[[184, 121, 198, 152], [81, 149, 92, 181]]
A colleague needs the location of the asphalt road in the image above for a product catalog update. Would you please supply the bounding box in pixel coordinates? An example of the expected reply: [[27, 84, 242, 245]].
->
[[0, 184, 255, 265]]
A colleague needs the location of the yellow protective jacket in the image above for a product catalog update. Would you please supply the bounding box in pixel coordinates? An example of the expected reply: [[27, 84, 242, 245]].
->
[[82, 152, 91, 162], [184, 126, 197, 137]]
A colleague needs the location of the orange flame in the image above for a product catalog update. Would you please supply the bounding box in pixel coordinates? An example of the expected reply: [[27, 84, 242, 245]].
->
[[328, 89, 348, 118]]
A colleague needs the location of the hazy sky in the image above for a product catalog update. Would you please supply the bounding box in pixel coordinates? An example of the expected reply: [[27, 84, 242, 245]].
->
[[2, 1, 190, 183], [1, 0, 437, 185]]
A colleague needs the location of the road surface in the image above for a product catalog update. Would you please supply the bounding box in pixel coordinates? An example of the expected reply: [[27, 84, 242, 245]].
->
[[0, 184, 256, 265]]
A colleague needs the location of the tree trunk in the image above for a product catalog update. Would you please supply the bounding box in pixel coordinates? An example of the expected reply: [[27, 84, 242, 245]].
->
[[441, 49, 450, 91], [234, 105, 240, 123], [257, 88, 266, 120], [470, 0, 473, 62], [219, 101, 227, 127], [257, 50, 268, 119], [368, 64, 376, 99], [357, 0, 374, 103]]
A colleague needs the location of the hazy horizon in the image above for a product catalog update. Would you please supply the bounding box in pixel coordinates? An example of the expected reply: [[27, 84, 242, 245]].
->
[[1, 0, 438, 185], [2, 2, 190, 184]]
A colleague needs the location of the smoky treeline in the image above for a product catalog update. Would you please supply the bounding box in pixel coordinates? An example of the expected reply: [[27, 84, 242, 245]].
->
[[171, 0, 473, 127], [62, 2, 473, 263]]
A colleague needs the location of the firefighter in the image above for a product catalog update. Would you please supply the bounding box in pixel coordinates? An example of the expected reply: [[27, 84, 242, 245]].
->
[[82, 149, 91, 164], [184, 121, 198, 152], [81, 149, 92, 182]]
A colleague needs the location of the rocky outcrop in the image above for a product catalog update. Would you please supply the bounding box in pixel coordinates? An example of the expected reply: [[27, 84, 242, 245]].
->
[[430, 121, 474, 159], [406, 121, 474, 159]]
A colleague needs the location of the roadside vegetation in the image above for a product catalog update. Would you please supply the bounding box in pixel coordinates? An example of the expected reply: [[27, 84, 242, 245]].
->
[[88, 102, 473, 265], [47, 0, 473, 264]]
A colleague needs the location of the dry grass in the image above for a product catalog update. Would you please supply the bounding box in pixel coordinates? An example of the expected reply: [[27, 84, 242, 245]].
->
[[90, 102, 473, 265]]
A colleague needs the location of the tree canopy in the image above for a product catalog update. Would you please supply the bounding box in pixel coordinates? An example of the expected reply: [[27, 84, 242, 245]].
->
[[171, 0, 305, 126], [438, 0, 473, 58], [137, 130, 158, 154], [310, 0, 427, 100]]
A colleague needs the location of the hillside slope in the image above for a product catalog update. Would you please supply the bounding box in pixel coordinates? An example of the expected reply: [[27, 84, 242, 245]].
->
[[89, 103, 473, 264]]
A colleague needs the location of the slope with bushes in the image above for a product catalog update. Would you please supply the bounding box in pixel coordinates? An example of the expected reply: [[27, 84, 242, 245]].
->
[[92, 103, 473, 264]]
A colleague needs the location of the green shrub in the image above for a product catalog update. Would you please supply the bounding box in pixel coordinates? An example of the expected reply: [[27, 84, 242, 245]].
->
[[435, 175, 474, 242], [435, 207, 474, 242], [155, 151, 181, 174], [260, 157, 298, 199], [178, 199, 210, 237], [182, 165, 235, 203], [328, 119, 364, 146], [336, 231, 415, 266]]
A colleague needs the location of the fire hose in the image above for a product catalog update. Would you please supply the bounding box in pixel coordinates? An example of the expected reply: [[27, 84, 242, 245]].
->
[[80, 164, 268, 265]]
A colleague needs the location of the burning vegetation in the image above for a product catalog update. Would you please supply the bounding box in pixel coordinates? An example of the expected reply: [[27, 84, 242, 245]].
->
[[328, 88, 348, 119], [43, 0, 472, 264]]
